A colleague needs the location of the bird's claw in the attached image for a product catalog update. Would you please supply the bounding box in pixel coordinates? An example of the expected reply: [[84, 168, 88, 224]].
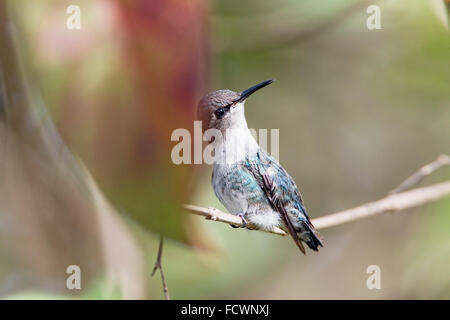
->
[[229, 213, 248, 229], [238, 213, 248, 228]]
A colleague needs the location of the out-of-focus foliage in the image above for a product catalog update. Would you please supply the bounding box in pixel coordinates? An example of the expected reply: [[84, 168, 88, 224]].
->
[[429, 0, 450, 29], [15, 0, 210, 243], [0, 1, 146, 299], [1, 0, 450, 299]]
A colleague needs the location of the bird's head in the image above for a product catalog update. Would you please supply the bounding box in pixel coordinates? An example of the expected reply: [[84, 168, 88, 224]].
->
[[197, 79, 273, 131]]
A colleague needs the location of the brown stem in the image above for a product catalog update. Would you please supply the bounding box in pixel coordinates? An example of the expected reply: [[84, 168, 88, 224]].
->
[[151, 235, 170, 300], [389, 154, 450, 194]]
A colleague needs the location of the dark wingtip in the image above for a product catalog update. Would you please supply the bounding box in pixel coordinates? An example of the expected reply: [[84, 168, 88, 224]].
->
[[296, 239, 306, 255]]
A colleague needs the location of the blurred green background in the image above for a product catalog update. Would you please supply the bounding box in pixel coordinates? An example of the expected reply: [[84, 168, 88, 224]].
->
[[1, 0, 450, 299]]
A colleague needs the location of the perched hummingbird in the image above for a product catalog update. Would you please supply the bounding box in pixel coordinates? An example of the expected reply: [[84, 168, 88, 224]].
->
[[198, 80, 323, 254]]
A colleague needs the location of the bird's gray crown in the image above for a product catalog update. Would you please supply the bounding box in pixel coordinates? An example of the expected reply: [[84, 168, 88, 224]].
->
[[197, 89, 240, 121]]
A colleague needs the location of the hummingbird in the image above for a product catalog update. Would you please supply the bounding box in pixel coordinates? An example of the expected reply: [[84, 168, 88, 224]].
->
[[198, 79, 323, 254]]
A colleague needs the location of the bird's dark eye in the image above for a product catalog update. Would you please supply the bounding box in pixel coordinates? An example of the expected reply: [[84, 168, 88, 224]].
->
[[214, 107, 226, 119]]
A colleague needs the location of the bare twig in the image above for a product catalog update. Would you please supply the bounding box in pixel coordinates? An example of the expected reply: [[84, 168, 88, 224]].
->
[[186, 181, 450, 232], [151, 235, 170, 300], [389, 154, 450, 194], [312, 181, 450, 230]]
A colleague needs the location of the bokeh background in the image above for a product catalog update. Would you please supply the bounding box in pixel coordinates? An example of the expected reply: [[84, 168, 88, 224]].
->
[[1, 0, 450, 299]]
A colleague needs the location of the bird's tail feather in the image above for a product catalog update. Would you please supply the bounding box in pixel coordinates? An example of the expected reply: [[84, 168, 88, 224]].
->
[[301, 221, 323, 252]]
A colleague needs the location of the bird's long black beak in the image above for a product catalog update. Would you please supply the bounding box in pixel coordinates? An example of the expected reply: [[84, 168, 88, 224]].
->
[[237, 79, 273, 103]]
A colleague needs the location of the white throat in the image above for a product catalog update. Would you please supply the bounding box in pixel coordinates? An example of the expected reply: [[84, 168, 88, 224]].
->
[[214, 104, 259, 165]]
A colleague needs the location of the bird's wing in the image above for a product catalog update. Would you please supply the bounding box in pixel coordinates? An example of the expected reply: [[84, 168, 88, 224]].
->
[[244, 150, 308, 254]]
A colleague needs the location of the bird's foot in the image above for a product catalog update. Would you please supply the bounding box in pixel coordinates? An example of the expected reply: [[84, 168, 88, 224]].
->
[[238, 213, 248, 228], [230, 213, 249, 229]]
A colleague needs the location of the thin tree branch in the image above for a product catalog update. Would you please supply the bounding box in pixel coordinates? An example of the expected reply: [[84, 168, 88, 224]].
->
[[389, 154, 450, 194], [186, 181, 450, 232], [151, 235, 170, 300], [312, 181, 450, 230]]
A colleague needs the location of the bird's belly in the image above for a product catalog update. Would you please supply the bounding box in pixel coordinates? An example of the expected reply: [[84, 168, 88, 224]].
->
[[212, 164, 251, 214], [212, 164, 281, 230]]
